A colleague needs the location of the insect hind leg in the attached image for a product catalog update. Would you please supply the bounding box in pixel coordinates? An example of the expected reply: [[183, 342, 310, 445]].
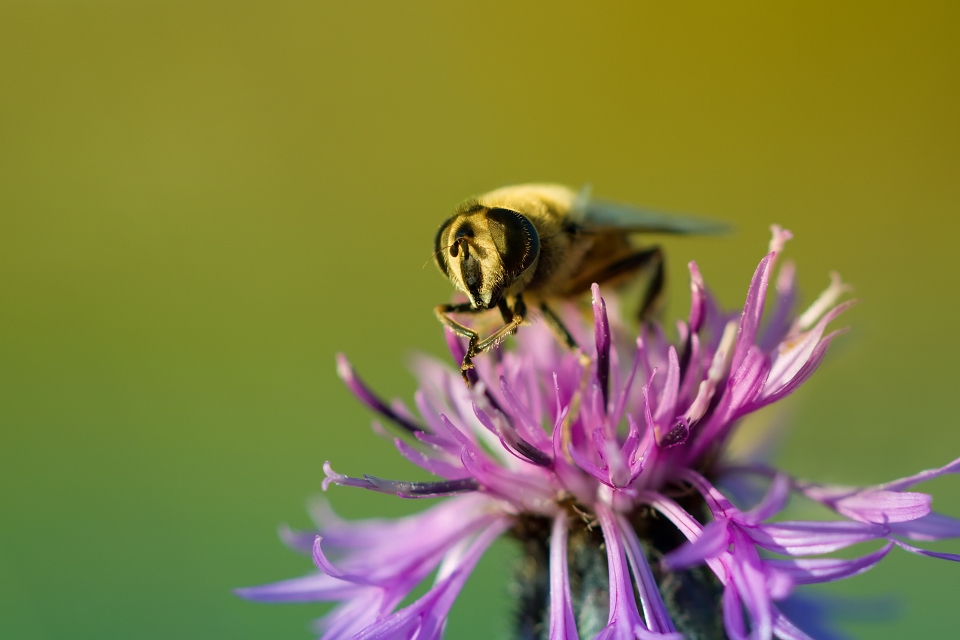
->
[[571, 245, 666, 322], [636, 246, 665, 323]]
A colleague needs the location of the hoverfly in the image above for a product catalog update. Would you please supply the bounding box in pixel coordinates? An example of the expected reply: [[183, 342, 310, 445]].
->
[[433, 184, 726, 382]]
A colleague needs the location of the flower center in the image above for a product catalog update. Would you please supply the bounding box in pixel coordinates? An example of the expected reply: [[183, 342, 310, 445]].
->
[[508, 493, 725, 640]]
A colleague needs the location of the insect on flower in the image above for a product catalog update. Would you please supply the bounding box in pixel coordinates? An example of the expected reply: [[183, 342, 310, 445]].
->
[[433, 184, 727, 382], [238, 226, 960, 639]]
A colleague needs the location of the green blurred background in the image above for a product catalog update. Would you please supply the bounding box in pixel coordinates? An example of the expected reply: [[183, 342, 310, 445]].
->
[[1, 2, 958, 638]]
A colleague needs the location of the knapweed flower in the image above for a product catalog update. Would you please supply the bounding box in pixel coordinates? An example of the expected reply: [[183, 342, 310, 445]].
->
[[238, 227, 960, 639]]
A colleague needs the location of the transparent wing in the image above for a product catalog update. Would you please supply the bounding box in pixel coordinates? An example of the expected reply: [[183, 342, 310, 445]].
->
[[573, 185, 730, 235]]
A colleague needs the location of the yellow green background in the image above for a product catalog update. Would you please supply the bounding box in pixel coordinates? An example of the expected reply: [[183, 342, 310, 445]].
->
[[1, 2, 958, 638]]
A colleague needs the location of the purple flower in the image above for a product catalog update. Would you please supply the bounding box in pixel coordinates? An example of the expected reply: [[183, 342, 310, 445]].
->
[[238, 227, 960, 639]]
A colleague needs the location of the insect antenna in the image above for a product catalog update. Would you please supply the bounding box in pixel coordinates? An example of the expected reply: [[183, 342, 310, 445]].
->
[[423, 241, 458, 269]]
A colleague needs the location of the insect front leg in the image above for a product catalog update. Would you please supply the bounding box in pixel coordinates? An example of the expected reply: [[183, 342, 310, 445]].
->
[[475, 295, 527, 355], [434, 302, 484, 383], [436, 296, 527, 385]]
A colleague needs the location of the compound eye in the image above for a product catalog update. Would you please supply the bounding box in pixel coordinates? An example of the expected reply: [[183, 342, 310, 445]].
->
[[433, 217, 455, 276], [485, 209, 540, 279]]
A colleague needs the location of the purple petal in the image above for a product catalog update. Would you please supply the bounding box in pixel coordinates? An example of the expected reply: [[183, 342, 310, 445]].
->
[[765, 567, 793, 600], [620, 412, 642, 462], [750, 520, 889, 555], [792, 270, 851, 332], [310, 493, 489, 552], [567, 422, 609, 482], [750, 328, 846, 411], [235, 572, 371, 602], [611, 338, 644, 429], [663, 519, 731, 570], [312, 536, 377, 585], [758, 259, 797, 352], [595, 429, 632, 488], [724, 346, 770, 420], [353, 519, 510, 639], [568, 435, 611, 487], [336, 354, 425, 434], [472, 402, 552, 467], [323, 457, 480, 499], [394, 439, 468, 479], [687, 261, 706, 334], [642, 377, 656, 437], [729, 527, 773, 640], [596, 503, 646, 637], [691, 346, 768, 457], [634, 628, 684, 640], [390, 398, 422, 429], [893, 539, 960, 563], [499, 376, 553, 452], [730, 252, 774, 375], [684, 320, 738, 426], [548, 512, 578, 640], [800, 484, 932, 524], [638, 491, 731, 584], [362, 474, 480, 498], [767, 542, 894, 584], [631, 448, 653, 487], [742, 473, 791, 525], [439, 414, 481, 450], [457, 447, 538, 501], [831, 489, 931, 524], [322, 461, 377, 492], [451, 426, 554, 503], [301, 499, 497, 598], [592, 283, 612, 410], [317, 593, 389, 640], [770, 606, 816, 640], [763, 300, 855, 395], [278, 523, 317, 555], [617, 513, 677, 634], [722, 585, 749, 640], [653, 346, 681, 427], [878, 455, 960, 492], [413, 391, 457, 447], [889, 512, 960, 541], [677, 469, 739, 519]]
